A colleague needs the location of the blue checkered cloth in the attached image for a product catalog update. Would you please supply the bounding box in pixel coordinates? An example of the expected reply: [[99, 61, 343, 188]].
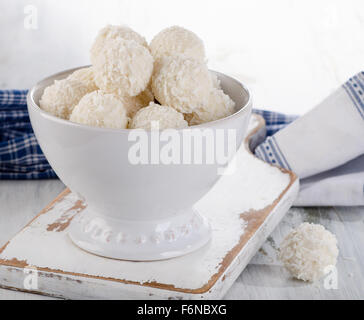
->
[[253, 109, 298, 136], [0, 90, 57, 179], [0, 89, 297, 179]]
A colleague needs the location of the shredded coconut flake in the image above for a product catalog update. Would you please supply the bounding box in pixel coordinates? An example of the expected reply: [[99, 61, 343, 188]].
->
[[152, 55, 212, 114], [93, 38, 153, 97], [39, 78, 92, 119], [150, 26, 205, 63], [129, 102, 188, 129], [67, 67, 98, 92], [70, 90, 129, 129]]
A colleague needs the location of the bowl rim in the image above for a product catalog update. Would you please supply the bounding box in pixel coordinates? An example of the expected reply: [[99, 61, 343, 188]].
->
[[27, 66, 252, 133]]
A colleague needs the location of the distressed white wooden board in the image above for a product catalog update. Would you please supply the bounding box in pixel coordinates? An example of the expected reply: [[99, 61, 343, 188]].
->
[[0, 114, 298, 299]]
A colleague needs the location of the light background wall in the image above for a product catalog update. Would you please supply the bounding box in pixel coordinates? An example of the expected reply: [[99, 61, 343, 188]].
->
[[1, 0, 364, 114]]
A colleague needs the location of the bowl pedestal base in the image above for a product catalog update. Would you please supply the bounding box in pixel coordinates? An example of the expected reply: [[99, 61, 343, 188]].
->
[[68, 207, 211, 261]]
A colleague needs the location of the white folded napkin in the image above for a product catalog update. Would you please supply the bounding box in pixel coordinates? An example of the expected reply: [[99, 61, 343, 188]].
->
[[255, 72, 364, 206]]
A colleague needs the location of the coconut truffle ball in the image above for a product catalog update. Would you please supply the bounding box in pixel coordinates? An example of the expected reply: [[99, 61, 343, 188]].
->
[[90, 25, 148, 63], [39, 79, 92, 119], [279, 223, 339, 282], [152, 55, 212, 114], [67, 67, 98, 92], [120, 87, 154, 117], [150, 26, 205, 63], [70, 90, 128, 129], [129, 102, 188, 130], [93, 38, 154, 97], [186, 89, 235, 125]]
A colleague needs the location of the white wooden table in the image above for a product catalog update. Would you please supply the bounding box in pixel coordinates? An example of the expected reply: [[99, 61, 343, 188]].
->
[[1, 180, 363, 299], [1, 0, 364, 299]]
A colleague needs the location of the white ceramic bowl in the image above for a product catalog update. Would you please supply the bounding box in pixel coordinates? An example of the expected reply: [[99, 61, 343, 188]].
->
[[27, 67, 252, 261]]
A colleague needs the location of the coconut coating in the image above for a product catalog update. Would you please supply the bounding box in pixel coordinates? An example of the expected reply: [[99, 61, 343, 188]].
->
[[279, 223, 339, 282], [119, 86, 154, 117], [90, 25, 148, 64], [70, 91, 129, 129], [150, 26, 205, 63], [93, 38, 154, 97], [152, 55, 212, 114], [39, 78, 92, 120], [129, 102, 188, 130], [185, 88, 235, 125], [67, 67, 98, 92]]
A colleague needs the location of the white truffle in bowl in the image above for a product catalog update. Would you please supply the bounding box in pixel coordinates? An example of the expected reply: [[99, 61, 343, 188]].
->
[[129, 102, 188, 130], [90, 24, 148, 63], [119, 86, 154, 118], [93, 38, 154, 97], [67, 67, 98, 92], [39, 78, 92, 120], [70, 91, 129, 129], [150, 26, 205, 63], [185, 88, 235, 125], [279, 222, 339, 282], [152, 55, 212, 114]]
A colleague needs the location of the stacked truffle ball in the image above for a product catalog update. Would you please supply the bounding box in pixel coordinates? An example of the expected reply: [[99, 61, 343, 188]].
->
[[40, 25, 236, 129]]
